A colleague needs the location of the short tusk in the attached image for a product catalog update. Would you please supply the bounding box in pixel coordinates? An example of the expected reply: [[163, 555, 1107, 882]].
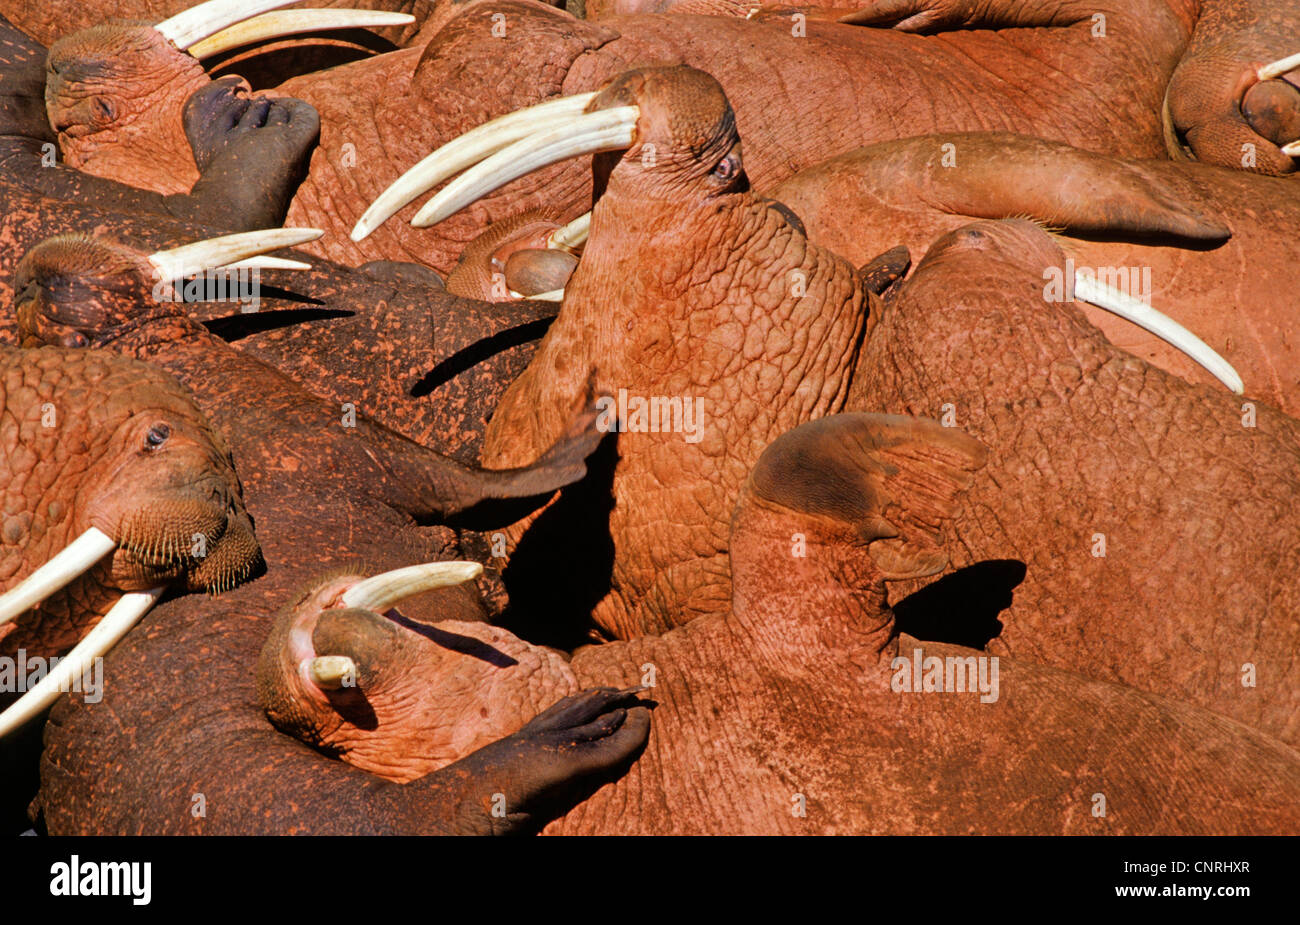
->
[[155, 0, 302, 51], [0, 588, 163, 740], [223, 256, 313, 271], [350, 92, 602, 242], [412, 107, 639, 228], [149, 228, 323, 279], [303, 655, 356, 690], [1072, 271, 1244, 394], [1258, 52, 1300, 81], [509, 288, 565, 302], [1281, 140, 1300, 157], [188, 10, 416, 59], [547, 212, 591, 252], [0, 528, 117, 627], [340, 561, 483, 613]]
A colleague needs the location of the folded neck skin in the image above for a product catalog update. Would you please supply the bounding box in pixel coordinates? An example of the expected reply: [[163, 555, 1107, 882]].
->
[[254, 412, 1300, 835], [478, 67, 871, 641]]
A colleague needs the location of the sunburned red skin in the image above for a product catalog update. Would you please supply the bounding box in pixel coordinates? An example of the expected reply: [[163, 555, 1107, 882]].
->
[[46, 0, 1212, 272], [0, 181, 559, 462], [12, 248, 646, 837], [0, 18, 321, 263], [766, 132, 1300, 413], [254, 413, 1300, 834], [847, 219, 1300, 747], [481, 67, 879, 642], [12, 234, 607, 528], [0, 345, 260, 663], [31, 437, 648, 835]]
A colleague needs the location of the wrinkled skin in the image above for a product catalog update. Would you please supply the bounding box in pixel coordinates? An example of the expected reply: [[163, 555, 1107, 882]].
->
[[0, 345, 260, 662], [254, 413, 1300, 834], [32, 416, 648, 835], [0, 16, 320, 260], [767, 132, 1300, 413], [13, 252, 646, 837], [13, 234, 606, 527], [0, 182, 556, 462], [848, 219, 1300, 746], [46, 0, 1200, 272], [482, 67, 875, 643]]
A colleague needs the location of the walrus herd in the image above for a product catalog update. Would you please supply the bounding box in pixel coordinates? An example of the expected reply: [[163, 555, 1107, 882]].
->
[[0, 0, 1297, 835]]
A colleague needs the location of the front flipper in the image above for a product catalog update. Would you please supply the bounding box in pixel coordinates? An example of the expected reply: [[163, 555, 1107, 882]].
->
[[727, 414, 987, 648], [444, 687, 650, 835], [176, 78, 321, 229], [388, 382, 609, 523], [743, 413, 987, 579], [836, 0, 1088, 30], [903, 133, 1229, 242]]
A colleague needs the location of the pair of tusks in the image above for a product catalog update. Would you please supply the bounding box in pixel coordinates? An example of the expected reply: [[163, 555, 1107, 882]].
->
[[148, 227, 322, 279], [1258, 53, 1300, 157], [355, 90, 1244, 390], [302, 561, 483, 689], [350, 92, 638, 240], [0, 528, 161, 739], [155, 0, 414, 61]]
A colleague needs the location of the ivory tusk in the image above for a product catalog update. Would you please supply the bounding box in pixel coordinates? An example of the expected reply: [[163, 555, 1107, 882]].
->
[[411, 107, 638, 228], [350, 92, 602, 241], [188, 9, 416, 59], [1073, 271, 1244, 394], [0, 588, 163, 740], [0, 528, 117, 627], [339, 561, 483, 613]]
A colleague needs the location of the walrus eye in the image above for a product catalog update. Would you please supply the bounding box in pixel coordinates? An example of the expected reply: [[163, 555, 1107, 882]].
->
[[712, 153, 739, 181], [144, 423, 171, 450], [92, 96, 117, 124]]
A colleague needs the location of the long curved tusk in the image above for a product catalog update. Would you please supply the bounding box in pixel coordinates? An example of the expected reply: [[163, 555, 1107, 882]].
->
[[155, 0, 302, 52], [340, 561, 483, 613], [188, 10, 416, 59], [411, 107, 639, 228], [0, 528, 117, 627], [303, 655, 356, 690], [547, 212, 591, 252], [223, 256, 313, 271], [350, 92, 601, 242], [1259, 52, 1300, 81], [509, 288, 565, 302], [149, 228, 323, 279], [0, 587, 163, 740], [1281, 140, 1300, 157], [1072, 271, 1244, 394]]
